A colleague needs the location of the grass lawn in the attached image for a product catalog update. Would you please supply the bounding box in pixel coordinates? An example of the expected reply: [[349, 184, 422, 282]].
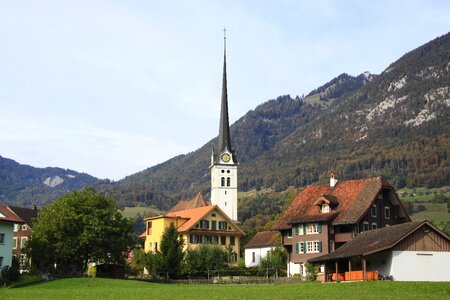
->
[[1, 278, 449, 300]]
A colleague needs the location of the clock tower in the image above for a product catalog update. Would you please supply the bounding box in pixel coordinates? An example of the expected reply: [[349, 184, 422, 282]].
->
[[210, 32, 238, 221]]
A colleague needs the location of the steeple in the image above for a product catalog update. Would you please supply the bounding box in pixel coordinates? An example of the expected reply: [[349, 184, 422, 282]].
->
[[217, 29, 232, 153]]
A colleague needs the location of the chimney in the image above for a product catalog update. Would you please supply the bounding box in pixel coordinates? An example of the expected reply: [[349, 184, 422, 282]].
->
[[330, 173, 338, 187]]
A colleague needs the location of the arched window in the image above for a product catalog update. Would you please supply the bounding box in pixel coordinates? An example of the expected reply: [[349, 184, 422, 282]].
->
[[221, 177, 225, 187], [226, 177, 231, 186]]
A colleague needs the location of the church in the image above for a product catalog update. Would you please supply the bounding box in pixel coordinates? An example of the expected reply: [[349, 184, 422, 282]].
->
[[143, 35, 245, 261]]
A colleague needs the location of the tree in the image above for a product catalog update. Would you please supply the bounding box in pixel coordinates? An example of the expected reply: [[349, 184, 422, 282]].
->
[[259, 246, 288, 276], [29, 187, 134, 274], [131, 247, 161, 277], [184, 245, 229, 276], [159, 223, 184, 278]]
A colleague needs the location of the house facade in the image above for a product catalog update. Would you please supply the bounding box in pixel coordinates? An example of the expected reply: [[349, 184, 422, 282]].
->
[[0, 205, 24, 271], [244, 231, 279, 268], [309, 221, 450, 281], [272, 175, 410, 277], [8, 206, 38, 271], [144, 204, 244, 262]]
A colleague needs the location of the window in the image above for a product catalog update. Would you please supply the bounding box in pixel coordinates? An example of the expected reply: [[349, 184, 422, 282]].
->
[[211, 213, 216, 217], [371, 204, 377, 217], [287, 229, 292, 238], [221, 177, 225, 187], [220, 236, 226, 245], [218, 221, 227, 230], [296, 242, 306, 253], [321, 204, 330, 213], [371, 223, 377, 230], [230, 236, 235, 246], [0, 233, 5, 244], [190, 234, 197, 244], [154, 242, 158, 252], [14, 223, 20, 232], [354, 225, 360, 234], [384, 207, 391, 219], [13, 237, 18, 249], [22, 225, 27, 231], [252, 252, 255, 263], [306, 224, 321, 234], [363, 222, 369, 232], [212, 220, 217, 230], [0, 256, 3, 267], [147, 221, 152, 235], [302, 241, 322, 253], [330, 240, 335, 252], [199, 219, 210, 229], [226, 177, 231, 187]]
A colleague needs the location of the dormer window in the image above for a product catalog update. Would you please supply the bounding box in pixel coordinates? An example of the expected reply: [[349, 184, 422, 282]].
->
[[321, 204, 330, 213]]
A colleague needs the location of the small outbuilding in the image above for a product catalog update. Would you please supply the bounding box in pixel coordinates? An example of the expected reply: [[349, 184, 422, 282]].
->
[[244, 231, 280, 268], [309, 221, 450, 282]]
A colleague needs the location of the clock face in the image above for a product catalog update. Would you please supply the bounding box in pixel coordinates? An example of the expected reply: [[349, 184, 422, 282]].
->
[[221, 153, 231, 163]]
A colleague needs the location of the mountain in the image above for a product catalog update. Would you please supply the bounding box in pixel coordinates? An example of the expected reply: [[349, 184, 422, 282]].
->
[[2, 33, 449, 211], [99, 32, 449, 210], [0, 155, 101, 207]]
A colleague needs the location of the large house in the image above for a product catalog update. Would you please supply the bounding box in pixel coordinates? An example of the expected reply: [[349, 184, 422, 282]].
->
[[8, 206, 38, 272], [143, 34, 244, 260], [272, 175, 410, 277], [144, 201, 244, 261], [0, 205, 24, 270]]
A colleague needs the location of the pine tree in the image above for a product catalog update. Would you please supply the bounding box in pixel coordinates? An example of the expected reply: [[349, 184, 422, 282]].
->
[[159, 223, 184, 278]]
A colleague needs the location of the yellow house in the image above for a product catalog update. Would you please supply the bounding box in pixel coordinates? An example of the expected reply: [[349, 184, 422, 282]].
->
[[143, 204, 245, 262]]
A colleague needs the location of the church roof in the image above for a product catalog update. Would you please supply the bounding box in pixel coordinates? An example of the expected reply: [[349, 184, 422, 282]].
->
[[272, 176, 409, 230], [168, 193, 210, 213]]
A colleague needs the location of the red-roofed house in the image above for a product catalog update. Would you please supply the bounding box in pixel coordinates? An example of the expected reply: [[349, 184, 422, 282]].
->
[[272, 175, 410, 277], [143, 204, 245, 263], [244, 231, 280, 267], [0, 205, 24, 270]]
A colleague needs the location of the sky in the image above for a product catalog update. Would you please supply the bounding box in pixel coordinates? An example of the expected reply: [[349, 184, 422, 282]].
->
[[0, 1, 449, 181]]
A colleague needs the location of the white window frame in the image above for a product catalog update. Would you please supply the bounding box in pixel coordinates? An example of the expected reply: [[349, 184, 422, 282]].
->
[[21, 237, 28, 249], [306, 224, 320, 234], [363, 221, 369, 232], [384, 207, 391, 219], [305, 241, 321, 253], [14, 223, 20, 232], [371, 223, 377, 230], [371, 204, 377, 217], [321, 204, 330, 213], [13, 237, 18, 249], [21, 224, 27, 231]]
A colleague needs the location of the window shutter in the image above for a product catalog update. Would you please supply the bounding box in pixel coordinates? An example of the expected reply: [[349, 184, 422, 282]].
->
[[318, 241, 322, 252], [317, 224, 322, 233], [302, 242, 306, 253], [303, 224, 307, 235], [295, 226, 299, 235], [212, 221, 217, 230], [295, 242, 300, 254]]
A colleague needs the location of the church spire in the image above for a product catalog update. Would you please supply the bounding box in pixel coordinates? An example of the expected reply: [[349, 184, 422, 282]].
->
[[217, 29, 232, 153]]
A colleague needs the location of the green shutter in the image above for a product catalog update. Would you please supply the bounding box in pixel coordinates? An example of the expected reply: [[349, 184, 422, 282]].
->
[[295, 242, 299, 254], [302, 242, 306, 253], [212, 221, 217, 230], [295, 226, 299, 235], [318, 241, 322, 252], [317, 224, 322, 233], [303, 224, 307, 235]]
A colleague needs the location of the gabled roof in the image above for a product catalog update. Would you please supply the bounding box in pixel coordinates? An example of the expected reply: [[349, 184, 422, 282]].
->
[[7, 206, 38, 227], [309, 221, 450, 263], [168, 193, 210, 213], [0, 205, 25, 223], [272, 176, 407, 230], [147, 205, 245, 236], [244, 231, 280, 249]]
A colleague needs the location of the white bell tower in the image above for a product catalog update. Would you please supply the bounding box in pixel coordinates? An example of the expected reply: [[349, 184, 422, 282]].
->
[[210, 30, 238, 221]]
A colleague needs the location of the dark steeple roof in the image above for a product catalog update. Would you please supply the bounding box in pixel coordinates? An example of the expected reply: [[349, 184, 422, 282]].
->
[[217, 32, 232, 154]]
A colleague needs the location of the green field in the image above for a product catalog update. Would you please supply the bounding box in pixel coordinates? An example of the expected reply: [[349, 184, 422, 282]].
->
[[1, 278, 449, 300]]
